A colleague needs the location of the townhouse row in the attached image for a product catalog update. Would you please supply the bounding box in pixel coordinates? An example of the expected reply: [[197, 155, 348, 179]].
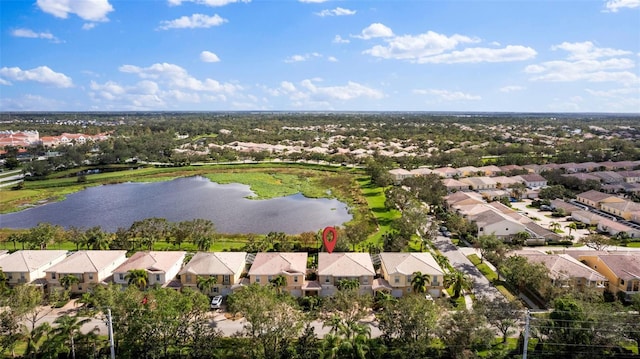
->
[[512, 249, 640, 302], [0, 250, 446, 299]]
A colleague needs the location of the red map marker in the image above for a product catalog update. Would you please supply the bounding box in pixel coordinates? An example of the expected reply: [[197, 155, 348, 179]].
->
[[322, 226, 338, 253]]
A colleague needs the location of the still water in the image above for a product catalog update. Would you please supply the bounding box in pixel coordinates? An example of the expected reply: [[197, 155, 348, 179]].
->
[[0, 176, 352, 234]]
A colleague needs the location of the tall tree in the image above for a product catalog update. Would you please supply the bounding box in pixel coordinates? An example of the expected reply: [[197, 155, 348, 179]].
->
[[125, 269, 149, 290], [474, 296, 523, 343], [410, 271, 431, 294], [439, 309, 494, 359], [196, 275, 217, 296], [51, 315, 92, 359], [60, 274, 80, 291], [444, 270, 473, 299]]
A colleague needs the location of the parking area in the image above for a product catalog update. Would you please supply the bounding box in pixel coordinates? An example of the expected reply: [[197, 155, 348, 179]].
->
[[510, 199, 590, 240]]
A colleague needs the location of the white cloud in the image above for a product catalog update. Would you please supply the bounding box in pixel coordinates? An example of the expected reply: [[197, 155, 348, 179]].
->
[[82, 23, 96, 30], [90, 80, 166, 109], [416, 45, 536, 64], [552, 41, 632, 60], [413, 89, 481, 101], [168, 0, 250, 6], [118, 62, 240, 93], [11, 28, 60, 42], [500, 85, 525, 93], [585, 87, 639, 97], [327, 56, 338, 62], [158, 14, 227, 30], [270, 79, 383, 105], [526, 41, 638, 85], [316, 7, 356, 17], [363, 30, 477, 60], [0, 66, 73, 88], [37, 0, 113, 22], [604, 0, 640, 12], [0, 94, 65, 111], [333, 35, 350, 44], [284, 53, 322, 63], [353, 23, 394, 40], [200, 51, 221, 62]]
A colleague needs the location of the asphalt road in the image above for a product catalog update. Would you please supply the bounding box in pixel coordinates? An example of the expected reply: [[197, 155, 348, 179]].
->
[[433, 235, 503, 302]]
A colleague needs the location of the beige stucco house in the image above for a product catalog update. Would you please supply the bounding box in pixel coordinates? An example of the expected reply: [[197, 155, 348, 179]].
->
[[248, 252, 307, 297], [113, 251, 186, 289], [45, 250, 127, 294], [180, 252, 247, 296], [317, 252, 375, 297], [0, 250, 68, 287], [377, 252, 444, 298], [577, 253, 640, 301]]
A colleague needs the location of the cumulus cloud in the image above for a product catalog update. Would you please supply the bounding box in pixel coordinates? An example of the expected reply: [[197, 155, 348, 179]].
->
[[360, 25, 537, 64], [526, 41, 638, 85], [82, 23, 97, 30], [500, 85, 525, 93], [11, 28, 60, 42], [327, 56, 338, 62], [316, 7, 356, 17], [168, 0, 250, 6], [353, 23, 394, 40], [0, 66, 73, 88], [604, 0, 640, 12], [414, 89, 481, 101], [37, 0, 113, 22], [333, 35, 350, 44], [269, 79, 383, 106], [284, 53, 322, 63], [158, 13, 227, 30], [200, 51, 221, 62], [118, 62, 240, 93]]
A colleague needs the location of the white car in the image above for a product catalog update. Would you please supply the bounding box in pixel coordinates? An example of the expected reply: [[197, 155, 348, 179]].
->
[[210, 295, 223, 309]]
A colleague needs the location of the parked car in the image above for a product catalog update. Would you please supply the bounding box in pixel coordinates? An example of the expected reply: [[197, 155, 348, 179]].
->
[[210, 295, 223, 309]]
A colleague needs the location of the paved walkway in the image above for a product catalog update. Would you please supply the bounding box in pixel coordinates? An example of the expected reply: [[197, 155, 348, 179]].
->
[[433, 235, 503, 303]]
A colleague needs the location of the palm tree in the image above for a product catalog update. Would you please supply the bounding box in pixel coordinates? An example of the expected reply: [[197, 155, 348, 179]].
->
[[410, 271, 431, 294], [336, 278, 360, 291], [565, 222, 578, 236], [60, 274, 80, 291], [85, 226, 111, 250], [52, 314, 92, 359], [444, 270, 473, 299], [194, 235, 213, 252], [196, 275, 217, 295], [270, 275, 287, 295], [549, 221, 561, 233], [125, 269, 148, 290]]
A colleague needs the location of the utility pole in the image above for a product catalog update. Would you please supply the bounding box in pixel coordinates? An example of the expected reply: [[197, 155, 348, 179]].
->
[[107, 308, 115, 359], [523, 309, 530, 359]]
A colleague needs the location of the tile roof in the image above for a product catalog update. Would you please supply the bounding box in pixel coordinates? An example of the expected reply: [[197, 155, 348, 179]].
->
[[379, 252, 444, 276], [518, 253, 606, 282], [0, 250, 68, 272], [180, 252, 247, 275], [46, 250, 127, 273], [114, 251, 186, 273], [248, 252, 307, 276], [318, 253, 375, 276], [590, 254, 640, 280], [577, 190, 617, 203]]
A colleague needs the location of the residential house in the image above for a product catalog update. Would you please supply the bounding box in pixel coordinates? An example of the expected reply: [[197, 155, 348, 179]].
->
[[523, 164, 543, 174], [591, 171, 624, 184], [550, 199, 582, 215], [516, 251, 607, 291], [442, 178, 469, 192], [45, 250, 127, 294], [477, 165, 502, 177], [433, 167, 462, 179], [577, 253, 640, 301], [492, 176, 523, 189], [469, 209, 528, 239], [445, 191, 485, 210], [619, 171, 640, 184], [597, 218, 640, 238], [317, 252, 375, 297], [499, 165, 524, 174], [519, 174, 548, 189], [571, 210, 604, 225], [388, 168, 413, 184], [457, 166, 481, 177], [576, 190, 625, 209], [599, 200, 640, 221], [377, 252, 444, 298], [573, 162, 600, 173], [248, 252, 308, 297], [180, 252, 247, 296], [113, 251, 186, 289], [409, 167, 434, 177], [460, 176, 497, 191], [0, 250, 67, 287], [0, 250, 8, 259]]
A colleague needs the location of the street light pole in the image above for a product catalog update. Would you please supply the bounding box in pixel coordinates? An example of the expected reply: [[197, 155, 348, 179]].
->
[[107, 308, 115, 359]]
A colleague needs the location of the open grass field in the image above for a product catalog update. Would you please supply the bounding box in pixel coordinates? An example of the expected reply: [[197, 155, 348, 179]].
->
[[356, 177, 399, 246]]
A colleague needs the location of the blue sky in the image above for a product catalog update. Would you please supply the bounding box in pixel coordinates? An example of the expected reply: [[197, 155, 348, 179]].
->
[[1, 0, 639, 112]]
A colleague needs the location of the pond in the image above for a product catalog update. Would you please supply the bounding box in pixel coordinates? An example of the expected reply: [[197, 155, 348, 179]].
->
[[0, 176, 352, 234]]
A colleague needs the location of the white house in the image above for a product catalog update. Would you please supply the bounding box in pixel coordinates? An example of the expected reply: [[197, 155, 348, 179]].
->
[[0, 250, 68, 286], [113, 251, 186, 288]]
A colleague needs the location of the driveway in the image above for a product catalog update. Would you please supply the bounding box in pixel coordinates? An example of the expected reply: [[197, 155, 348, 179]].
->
[[433, 235, 502, 302]]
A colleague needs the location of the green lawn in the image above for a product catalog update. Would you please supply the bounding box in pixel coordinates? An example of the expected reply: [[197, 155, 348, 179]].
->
[[467, 254, 498, 282], [356, 177, 399, 246]]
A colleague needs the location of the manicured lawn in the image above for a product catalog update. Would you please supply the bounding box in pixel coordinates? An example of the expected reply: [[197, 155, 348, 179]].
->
[[627, 242, 640, 248], [356, 177, 399, 245], [467, 254, 498, 282]]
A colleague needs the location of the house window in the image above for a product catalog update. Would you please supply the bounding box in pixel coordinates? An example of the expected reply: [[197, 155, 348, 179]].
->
[[156, 274, 161, 281], [394, 276, 400, 284], [268, 276, 273, 282], [7, 273, 12, 280], [294, 276, 299, 283], [325, 276, 330, 283], [432, 277, 439, 286], [78, 286, 82, 291], [51, 273, 56, 279], [213, 287, 218, 293], [362, 277, 368, 284], [88, 273, 93, 280], [223, 275, 230, 284], [119, 274, 124, 280], [186, 275, 191, 283], [406, 275, 412, 283], [255, 277, 260, 283]]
